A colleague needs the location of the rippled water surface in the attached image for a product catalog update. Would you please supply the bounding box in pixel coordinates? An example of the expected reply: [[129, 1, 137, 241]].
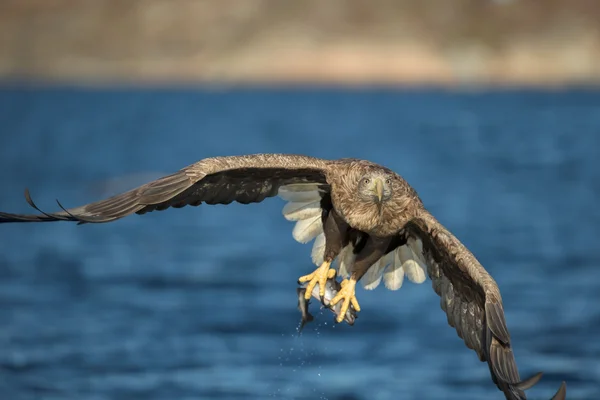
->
[[0, 86, 598, 399]]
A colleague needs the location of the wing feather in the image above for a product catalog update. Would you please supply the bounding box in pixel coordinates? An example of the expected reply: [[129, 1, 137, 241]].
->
[[311, 233, 326, 265], [383, 251, 405, 290], [336, 245, 355, 278], [277, 183, 329, 264], [399, 242, 427, 283], [485, 300, 511, 346], [292, 215, 323, 243], [360, 258, 385, 290], [0, 154, 330, 224], [404, 212, 543, 399], [282, 200, 322, 221]]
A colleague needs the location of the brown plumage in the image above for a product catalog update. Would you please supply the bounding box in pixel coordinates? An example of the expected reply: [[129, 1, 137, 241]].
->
[[0, 153, 566, 399]]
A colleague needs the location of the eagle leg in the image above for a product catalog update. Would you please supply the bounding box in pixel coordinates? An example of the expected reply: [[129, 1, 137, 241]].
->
[[330, 236, 392, 323], [297, 208, 349, 302]]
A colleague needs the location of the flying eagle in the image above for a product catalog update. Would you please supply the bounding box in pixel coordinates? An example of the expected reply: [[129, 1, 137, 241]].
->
[[0, 154, 566, 399]]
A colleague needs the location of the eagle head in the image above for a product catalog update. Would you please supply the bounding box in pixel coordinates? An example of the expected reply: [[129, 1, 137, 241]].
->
[[357, 171, 393, 205], [332, 162, 416, 236]]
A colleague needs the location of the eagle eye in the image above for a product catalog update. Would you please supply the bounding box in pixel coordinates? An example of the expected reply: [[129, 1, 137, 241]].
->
[[363, 178, 370, 185], [385, 178, 391, 185]]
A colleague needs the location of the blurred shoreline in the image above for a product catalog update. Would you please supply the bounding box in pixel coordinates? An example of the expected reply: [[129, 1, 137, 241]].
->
[[2, 0, 600, 87]]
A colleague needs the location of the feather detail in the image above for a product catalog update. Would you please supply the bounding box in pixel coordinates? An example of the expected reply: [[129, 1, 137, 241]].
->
[[278, 185, 322, 202], [292, 214, 323, 243], [400, 238, 427, 284], [311, 233, 326, 265], [410, 236, 424, 255], [282, 200, 322, 221], [403, 259, 426, 283], [380, 251, 396, 269], [336, 245, 355, 279], [279, 184, 325, 251], [383, 250, 405, 290], [361, 258, 385, 290]]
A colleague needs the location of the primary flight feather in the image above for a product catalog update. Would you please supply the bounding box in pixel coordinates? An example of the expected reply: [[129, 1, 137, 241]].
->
[[0, 153, 566, 400]]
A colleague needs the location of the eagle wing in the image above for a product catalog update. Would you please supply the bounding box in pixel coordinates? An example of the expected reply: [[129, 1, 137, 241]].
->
[[0, 153, 331, 226], [397, 213, 538, 399]]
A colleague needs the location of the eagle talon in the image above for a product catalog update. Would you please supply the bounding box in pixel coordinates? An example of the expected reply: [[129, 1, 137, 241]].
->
[[298, 261, 336, 302], [330, 278, 361, 323]]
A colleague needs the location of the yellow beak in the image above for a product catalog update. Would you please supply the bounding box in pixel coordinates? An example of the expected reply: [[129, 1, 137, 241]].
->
[[374, 178, 384, 202]]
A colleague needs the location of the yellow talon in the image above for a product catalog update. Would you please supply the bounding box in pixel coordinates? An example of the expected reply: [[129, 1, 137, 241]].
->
[[330, 278, 361, 323], [298, 261, 336, 301]]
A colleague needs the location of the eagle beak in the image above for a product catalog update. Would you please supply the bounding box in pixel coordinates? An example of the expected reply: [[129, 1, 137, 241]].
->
[[374, 178, 384, 203]]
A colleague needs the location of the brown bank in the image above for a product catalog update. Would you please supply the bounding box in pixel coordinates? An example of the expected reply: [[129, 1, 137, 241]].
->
[[1, 1, 599, 86]]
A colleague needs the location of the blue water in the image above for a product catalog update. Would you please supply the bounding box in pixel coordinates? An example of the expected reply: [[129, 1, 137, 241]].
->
[[0, 86, 599, 400]]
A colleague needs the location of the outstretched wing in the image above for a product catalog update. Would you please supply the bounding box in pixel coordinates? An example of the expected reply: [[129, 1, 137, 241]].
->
[[400, 212, 538, 399], [0, 153, 331, 225]]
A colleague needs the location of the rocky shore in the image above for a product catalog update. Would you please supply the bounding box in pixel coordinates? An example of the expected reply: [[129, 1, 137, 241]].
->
[[1, 0, 599, 86]]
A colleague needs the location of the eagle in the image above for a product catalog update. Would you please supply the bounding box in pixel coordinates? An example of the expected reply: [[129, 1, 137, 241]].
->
[[0, 154, 566, 400]]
